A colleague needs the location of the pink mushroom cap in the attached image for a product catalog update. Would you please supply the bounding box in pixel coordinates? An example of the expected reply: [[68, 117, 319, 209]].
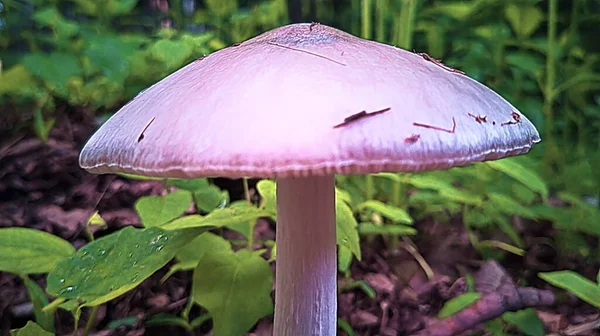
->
[[79, 23, 540, 178]]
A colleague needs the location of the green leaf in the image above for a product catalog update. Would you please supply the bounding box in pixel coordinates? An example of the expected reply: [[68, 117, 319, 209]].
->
[[0, 65, 36, 95], [10, 321, 53, 336], [22, 276, 54, 332], [504, 4, 544, 38], [357, 200, 414, 224], [539, 271, 600, 308], [105, 0, 138, 16], [169, 178, 210, 191], [503, 308, 545, 336], [175, 232, 231, 265], [256, 180, 277, 213], [338, 245, 353, 273], [32, 6, 79, 38], [336, 198, 361, 260], [0, 228, 75, 274], [162, 203, 270, 232], [193, 185, 229, 213], [485, 159, 548, 199], [193, 249, 273, 336], [487, 193, 537, 219], [135, 190, 192, 227], [357, 223, 417, 236], [149, 40, 194, 71], [47, 226, 208, 306], [438, 292, 482, 318], [21, 53, 82, 98]]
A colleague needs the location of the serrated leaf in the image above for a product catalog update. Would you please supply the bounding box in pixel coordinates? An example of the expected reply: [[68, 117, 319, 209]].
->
[[192, 249, 273, 336], [485, 159, 548, 199], [10, 321, 53, 336], [504, 4, 544, 38], [135, 190, 192, 227], [503, 308, 544, 336], [47, 226, 208, 306], [0, 228, 75, 274], [438, 292, 481, 318], [357, 200, 413, 224], [357, 223, 417, 236], [22, 276, 54, 332], [336, 198, 361, 260], [539, 271, 600, 308]]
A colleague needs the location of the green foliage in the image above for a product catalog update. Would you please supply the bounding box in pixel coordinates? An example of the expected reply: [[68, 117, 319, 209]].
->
[[0, 228, 75, 274], [10, 321, 53, 336], [502, 309, 545, 336], [192, 249, 273, 336], [22, 276, 54, 332], [437, 292, 481, 318], [539, 270, 600, 308], [46, 226, 210, 307]]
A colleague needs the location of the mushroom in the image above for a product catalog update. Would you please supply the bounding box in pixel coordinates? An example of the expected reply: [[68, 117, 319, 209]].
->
[[79, 23, 540, 335]]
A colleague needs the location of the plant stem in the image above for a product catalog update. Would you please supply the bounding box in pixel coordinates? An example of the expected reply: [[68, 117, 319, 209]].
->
[[361, 0, 372, 39], [376, 0, 388, 41], [273, 176, 337, 336], [396, 0, 418, 49], [543, 0, 558, 174], [83, 306, 99, 336]]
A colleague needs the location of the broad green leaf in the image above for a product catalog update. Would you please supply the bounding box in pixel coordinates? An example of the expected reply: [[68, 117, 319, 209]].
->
[[357, 200, 413, 224], [22, 276, 54, 332], [336, 198, 361, 260], [10, 321, 53, 336], [21, 53, 81, 98], [487, 193, 536, 219], [357, 223, 417, 236], [193, 185, 229, 213], [162, 204, 270, 231], [256, 180, 276, 212], [105, 0, 138, 16], [539, 271, 600, 308], [0, 228, 75, 274], [193, 249, 273, 336], [438, 292, 482, 318], [149, 40, 194, 71], [485, 159, 548, 199], [135, 190, 192, 227], [0, 65, 35, 95], [176, 232, 231, 265], [504, 4, 544, 38], [169, 178, 210, 191], [32, 6, 79, 38], [47, 226, 208, 306], [503, 308, 544, 336]]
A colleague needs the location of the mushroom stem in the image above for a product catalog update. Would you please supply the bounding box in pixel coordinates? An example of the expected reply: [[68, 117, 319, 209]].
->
[[274, 175, 337, 336]]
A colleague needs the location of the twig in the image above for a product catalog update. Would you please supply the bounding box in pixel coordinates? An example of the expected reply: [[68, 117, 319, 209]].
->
[[412, 287, 556, 336], [398, 238, 434, 280]]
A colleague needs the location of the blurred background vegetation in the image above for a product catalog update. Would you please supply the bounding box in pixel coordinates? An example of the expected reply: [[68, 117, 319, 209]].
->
[[1, 0, 599, 197], [1, 0, 600, 334]]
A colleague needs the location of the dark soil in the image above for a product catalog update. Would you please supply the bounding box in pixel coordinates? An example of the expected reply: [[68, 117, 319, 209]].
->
[[1, 117, 598, 336]]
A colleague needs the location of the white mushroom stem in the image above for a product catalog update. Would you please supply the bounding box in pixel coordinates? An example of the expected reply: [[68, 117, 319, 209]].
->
[[274, 175, 337, 336]]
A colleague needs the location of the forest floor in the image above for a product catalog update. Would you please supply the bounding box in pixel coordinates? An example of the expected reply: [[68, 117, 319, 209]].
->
[[0, 115, 598, 336]]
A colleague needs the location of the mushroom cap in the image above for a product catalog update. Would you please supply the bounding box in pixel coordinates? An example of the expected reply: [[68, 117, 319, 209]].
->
[[79, 23, 540, 179]]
